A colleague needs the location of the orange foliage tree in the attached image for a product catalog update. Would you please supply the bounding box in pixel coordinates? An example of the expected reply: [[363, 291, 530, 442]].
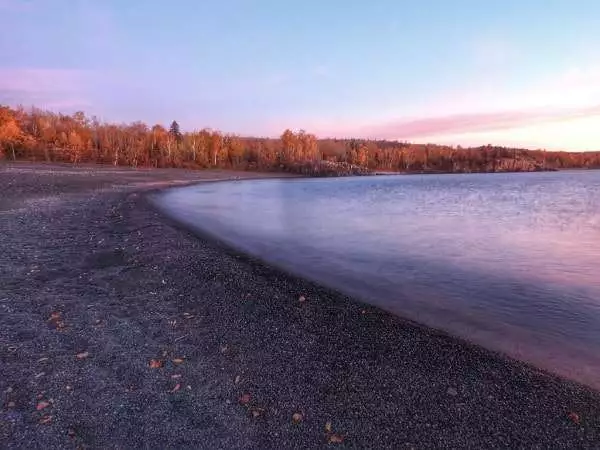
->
[[1, 104, 600, 175]]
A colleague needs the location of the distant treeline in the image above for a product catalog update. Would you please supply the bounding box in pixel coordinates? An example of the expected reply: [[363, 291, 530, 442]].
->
[[1, 105, 599, 176]]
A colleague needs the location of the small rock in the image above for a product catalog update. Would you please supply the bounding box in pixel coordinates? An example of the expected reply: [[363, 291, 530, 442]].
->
[[447, 387, 458, 396], [292, 412, 303, 423], [299, 295, 306, 303]]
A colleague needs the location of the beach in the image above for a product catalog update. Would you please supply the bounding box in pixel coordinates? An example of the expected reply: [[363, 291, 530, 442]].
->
[[1, 163, 599, 449]]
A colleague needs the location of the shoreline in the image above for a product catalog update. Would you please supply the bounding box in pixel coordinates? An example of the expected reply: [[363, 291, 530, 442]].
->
[[150, 185, 600, 391], [152, 174, 600, 390], [1, 163, 600, 448]]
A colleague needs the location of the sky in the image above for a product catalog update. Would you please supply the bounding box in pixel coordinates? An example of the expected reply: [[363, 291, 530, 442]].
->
[[1, 0, 600, 150]]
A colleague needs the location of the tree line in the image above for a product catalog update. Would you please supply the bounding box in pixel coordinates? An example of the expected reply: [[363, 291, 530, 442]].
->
[[1, 105, 599, 175]]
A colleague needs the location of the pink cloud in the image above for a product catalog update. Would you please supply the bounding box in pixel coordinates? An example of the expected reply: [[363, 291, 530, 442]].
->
[[0, 68, 92, 110], [0, 68, 88, 92], [356, 105, 600, 140]]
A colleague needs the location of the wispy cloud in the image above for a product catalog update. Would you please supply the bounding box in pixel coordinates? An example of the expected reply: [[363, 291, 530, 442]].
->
[[0, 68, 87, 92], [424, 64, 600, 117], [356, 105, 600, 140], [321, 62, 600, 142], [0, 68, 93, 110]]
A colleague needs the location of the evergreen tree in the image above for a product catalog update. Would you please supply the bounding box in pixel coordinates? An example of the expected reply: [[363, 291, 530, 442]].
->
[[169, 120, 182, 142]]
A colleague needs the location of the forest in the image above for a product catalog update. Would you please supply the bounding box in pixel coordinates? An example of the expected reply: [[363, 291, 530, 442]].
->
[[1, 105, 600, 176]]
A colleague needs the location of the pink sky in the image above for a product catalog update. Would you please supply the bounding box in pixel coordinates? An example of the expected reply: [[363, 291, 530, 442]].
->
[[284, 64, 600, 151], [2, 0, 600, 151], [3, 64, 600, 151]]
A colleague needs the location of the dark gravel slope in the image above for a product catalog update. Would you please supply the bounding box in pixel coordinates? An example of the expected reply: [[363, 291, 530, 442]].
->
[[1, 163, 599, 449]]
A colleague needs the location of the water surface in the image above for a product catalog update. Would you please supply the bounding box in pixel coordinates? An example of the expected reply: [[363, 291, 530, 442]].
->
[[157, 171, 600, 388]]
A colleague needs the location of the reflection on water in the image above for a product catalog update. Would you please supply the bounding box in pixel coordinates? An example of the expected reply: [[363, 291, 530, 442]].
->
[[156, 171, 600, 388]]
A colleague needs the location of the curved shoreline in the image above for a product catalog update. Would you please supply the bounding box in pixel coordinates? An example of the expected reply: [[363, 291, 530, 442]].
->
[[1, 163, 600, 448], [152, 177, 600, 390]]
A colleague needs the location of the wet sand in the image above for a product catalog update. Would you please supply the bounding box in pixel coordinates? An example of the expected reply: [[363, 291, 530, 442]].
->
[[1, 162, 599, 449]]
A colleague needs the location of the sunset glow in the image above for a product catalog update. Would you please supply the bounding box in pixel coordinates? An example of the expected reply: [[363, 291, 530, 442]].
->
[[1, 0, 600, 150]]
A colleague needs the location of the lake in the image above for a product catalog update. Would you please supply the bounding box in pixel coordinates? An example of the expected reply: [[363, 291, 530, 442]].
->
[[156, 170, 600, 388]]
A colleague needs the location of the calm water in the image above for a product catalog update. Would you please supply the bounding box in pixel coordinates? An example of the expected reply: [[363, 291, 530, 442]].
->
[[156, 171, 600, 388]]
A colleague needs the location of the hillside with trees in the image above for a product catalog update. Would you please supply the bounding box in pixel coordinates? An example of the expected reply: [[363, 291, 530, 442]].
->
[[1, 105, 599, 176]]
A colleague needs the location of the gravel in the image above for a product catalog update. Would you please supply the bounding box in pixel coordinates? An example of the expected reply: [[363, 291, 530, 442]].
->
[[1, 162, 599, 449]]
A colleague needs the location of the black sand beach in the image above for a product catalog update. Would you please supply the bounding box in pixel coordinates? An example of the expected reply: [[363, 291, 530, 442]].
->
[[1, 163, 600, 449]]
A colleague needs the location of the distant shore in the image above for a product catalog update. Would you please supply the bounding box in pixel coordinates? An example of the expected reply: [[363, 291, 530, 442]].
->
[[1, 162, 600, 448]]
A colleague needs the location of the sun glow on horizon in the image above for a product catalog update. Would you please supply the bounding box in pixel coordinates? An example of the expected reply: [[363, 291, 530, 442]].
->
[[420, 115, 600, 151]]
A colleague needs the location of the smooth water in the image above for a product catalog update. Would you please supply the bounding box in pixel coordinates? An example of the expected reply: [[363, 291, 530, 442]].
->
[[157, 171, 600, 388]]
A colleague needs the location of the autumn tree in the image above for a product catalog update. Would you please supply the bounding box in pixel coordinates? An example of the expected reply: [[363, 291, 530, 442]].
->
[[0, 106, 23, 160], [150, 125, 167, 167], [1, 104, 599, 175], [297, 130, 319, 161], [225, 135, 245, 167], [196, 129, 212, 167], [280, 129, 298, 164], [209, 131, 224, 167]]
